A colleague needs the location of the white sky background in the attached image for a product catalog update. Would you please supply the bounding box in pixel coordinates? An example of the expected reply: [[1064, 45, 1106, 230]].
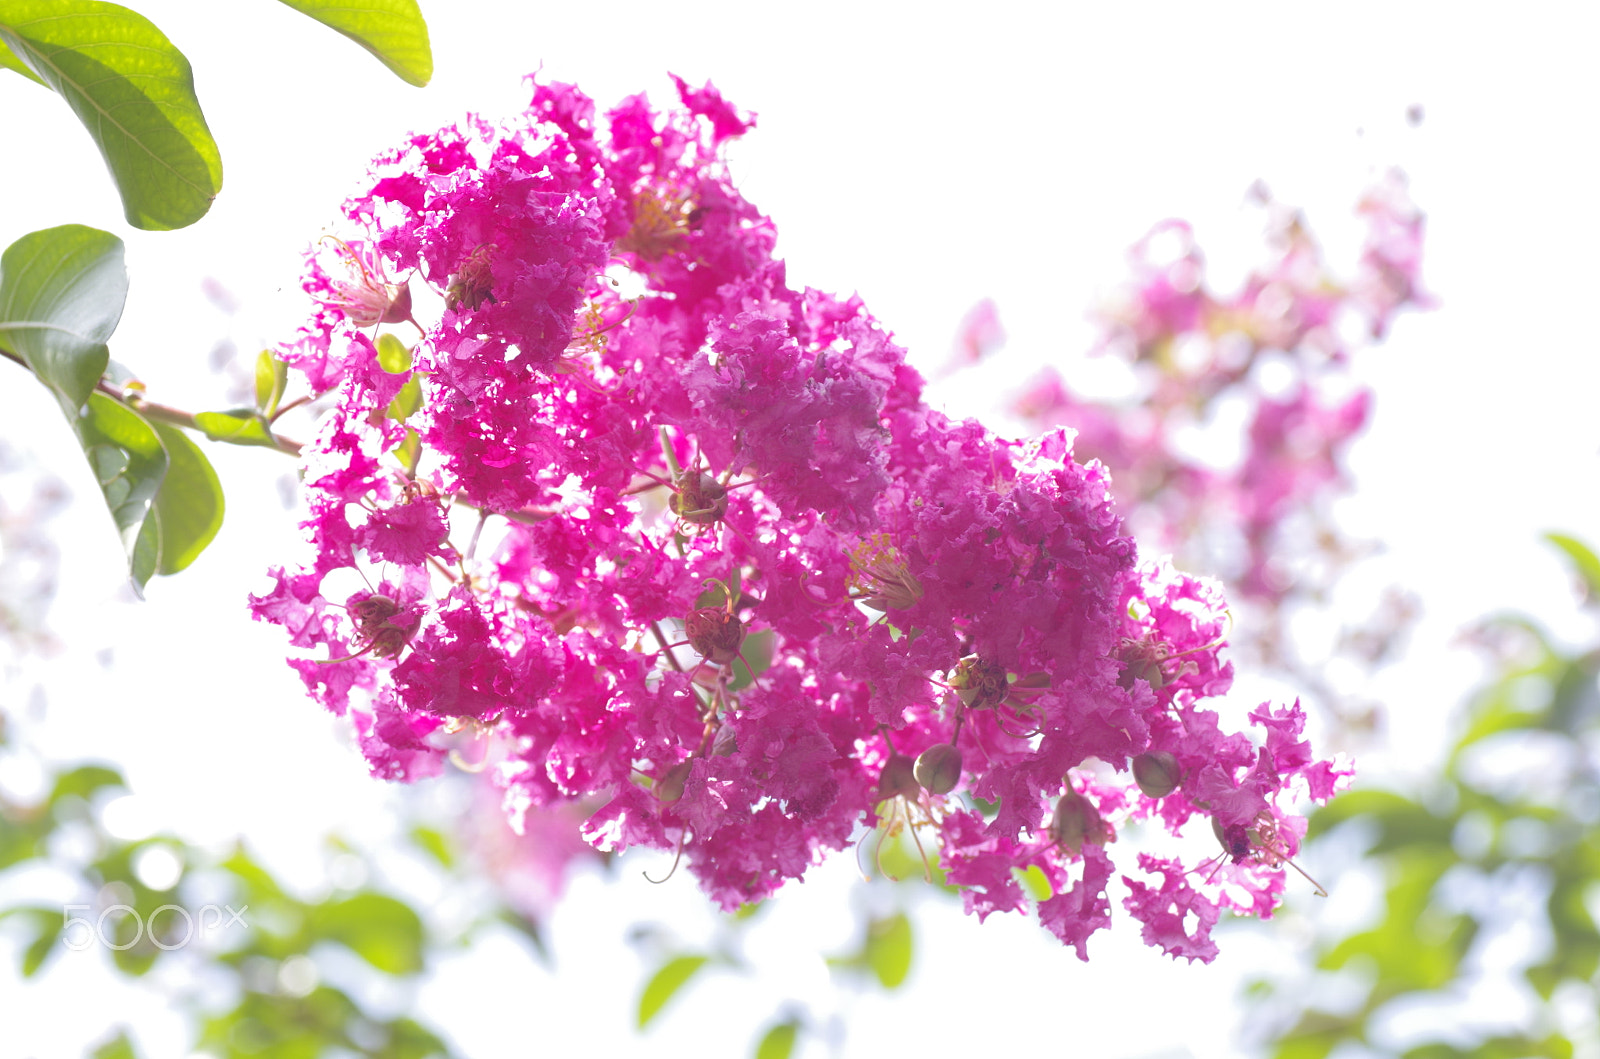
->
[[3, 2, 1600, 1056]]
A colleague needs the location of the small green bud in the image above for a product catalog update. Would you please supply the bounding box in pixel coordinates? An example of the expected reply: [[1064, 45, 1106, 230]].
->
[[1132, 751, 1181, 798], [913, 743, 963, 795]]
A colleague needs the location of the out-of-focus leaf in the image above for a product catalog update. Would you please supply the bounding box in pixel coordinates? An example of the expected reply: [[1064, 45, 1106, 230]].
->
[[72, 394, 168, 592], [149, 421, 223, 574], [385, 374, 422, 421], [396, 427, 421, 474], [0, 906, 63, 976], [255, 350, 288, 415], [755, 1020, 799, 1059], [275, 0, 432, 86], [0, 2, 222, 229], [409, 825, 453, 869], [377, 332, 411, 373], [309, 893, 424, 974], [88, 1030, 140, 1059], [194, 409, 277, 447], [0, 225, 125, 414], [1015, 863, 1053, 901], [637, 954, 708, 1029], [1545, 532, 1600, 605], [864, 913, 913, 989], [48, 764, 125, 807]]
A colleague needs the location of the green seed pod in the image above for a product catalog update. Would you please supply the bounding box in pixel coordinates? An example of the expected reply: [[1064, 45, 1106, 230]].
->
[[876, 753, 921, 802], [1132, 751, 1182, 799], [656, 759, 694, 803], [1049, 789, 1108, 855], [913, 743, 963, 795]]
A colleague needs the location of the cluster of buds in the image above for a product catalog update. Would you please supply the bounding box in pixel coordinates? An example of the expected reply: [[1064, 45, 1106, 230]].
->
[[252, 75, 1348, 961]]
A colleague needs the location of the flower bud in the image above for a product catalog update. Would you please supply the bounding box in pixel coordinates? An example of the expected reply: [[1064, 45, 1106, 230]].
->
[[1049, 789, 1109, 855], [913, 743, 962, 795], [1132, 751, 1181, 798], [876, 754, 920, 802], [656, 759, 693, 803]]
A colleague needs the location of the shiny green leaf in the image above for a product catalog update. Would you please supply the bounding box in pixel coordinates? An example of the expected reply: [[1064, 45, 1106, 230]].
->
[[149, 422, 223, 574], [275, 0, 432, 86], [254, 349, 288, 415], [638, 954, 708, 1029], [0, 225, 125, 414], [0, 29, 43, 82], [73, 393, 168, 592], [0, 1, 222, 229], [193, 409, 277, 447], [755, 1020, 799, 1059]]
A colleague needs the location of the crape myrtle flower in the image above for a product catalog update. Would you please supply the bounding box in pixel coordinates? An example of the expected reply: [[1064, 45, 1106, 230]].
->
[[251, 75, 1345, 959]]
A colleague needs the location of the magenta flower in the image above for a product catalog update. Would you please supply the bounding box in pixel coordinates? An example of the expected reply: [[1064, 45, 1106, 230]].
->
[[251, 75, 1347, 959]]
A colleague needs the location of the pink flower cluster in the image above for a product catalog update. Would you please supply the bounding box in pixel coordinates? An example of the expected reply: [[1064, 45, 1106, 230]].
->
[[1013, 174, 1431, 612], [251, 77, 1347, 960]]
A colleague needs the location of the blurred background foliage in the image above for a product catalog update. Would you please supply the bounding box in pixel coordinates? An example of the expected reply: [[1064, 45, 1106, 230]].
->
[[1247, 533, 1600, 1059]]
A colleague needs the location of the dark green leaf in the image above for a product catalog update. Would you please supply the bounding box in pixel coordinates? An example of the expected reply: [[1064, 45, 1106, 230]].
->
[[73, 394, 168, 592], [194, 409, 278, 447], [275, 0, 432, 87], [308, 893, 424, 974], [755, 1020, 799, 1059], [255, 349, 288, 415], [0, 224, 125, 413], [0, 1, 222, 229], [637, 954, 708, 1029], [863, 913, 912, 989], [149, 421, 223, 574], [377, 332, 412, 373]]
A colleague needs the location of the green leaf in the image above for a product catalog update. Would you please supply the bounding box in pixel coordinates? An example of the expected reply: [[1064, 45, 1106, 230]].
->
[[254, 349, 288, 415], [385, 373, 422, 421], [1015, 863, 1054, 901], [275, 0, 432, 87], [863, 913, 913, 989], [48, 764, 125, 807], [194, 409, 278, 447], [0, 27, 42, 82], [755, 1020, 799, 1059], [376, 332, 412, 373], [395, 426, 421, 474], [308, 893, 424, 974], [0, 1, 223, 229], [408, 825, 454, 869], [0, 224, 125, 414], [1545, 532, 1600, 606], [0, 907, 64, 977], [637, 954, 708, 1029], [148, 422, 223, 574], [73, 393, 168, 592], [88, 1031, 140, 1059]]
